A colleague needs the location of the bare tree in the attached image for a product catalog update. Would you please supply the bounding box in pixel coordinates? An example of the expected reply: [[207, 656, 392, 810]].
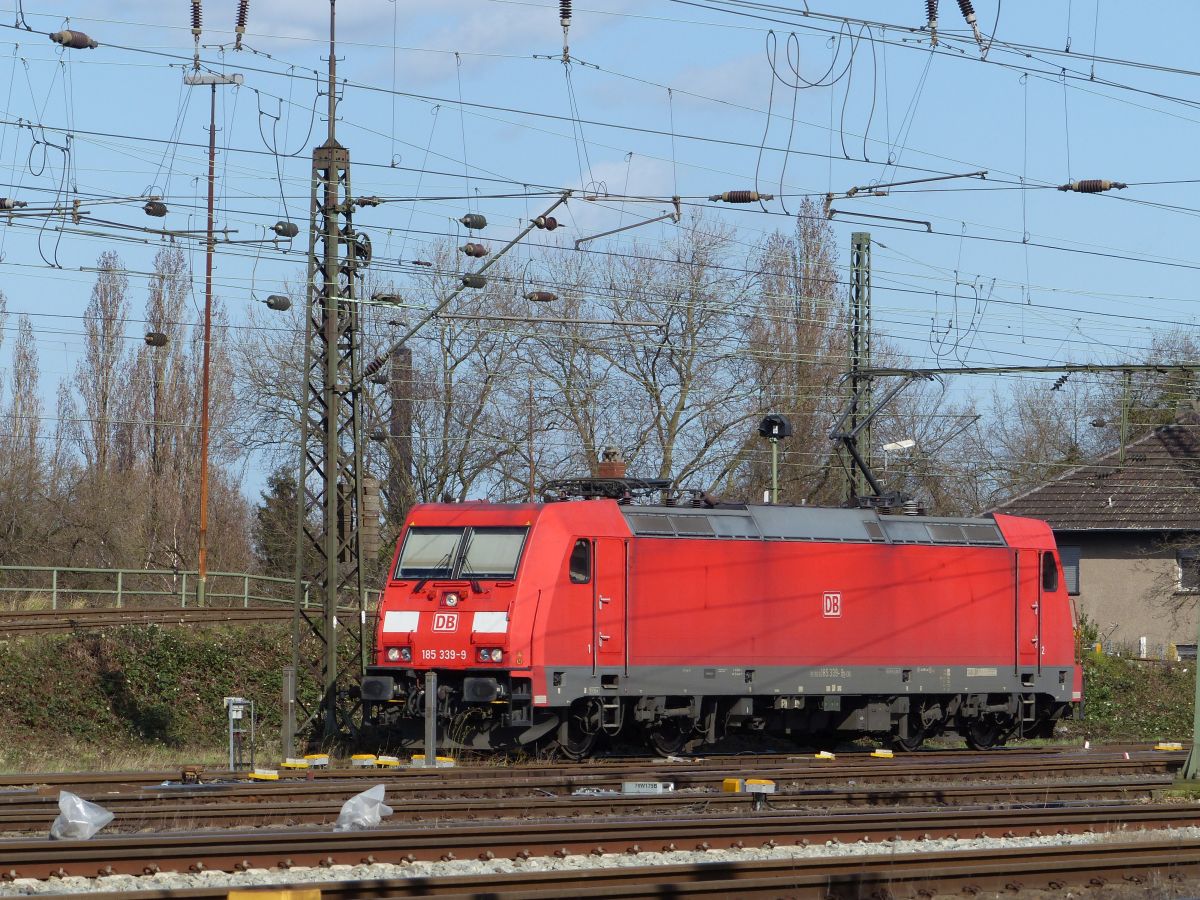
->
[[589, 216, 759, 488], [737, 200, 846, 503], [0, 314, 46, 564]]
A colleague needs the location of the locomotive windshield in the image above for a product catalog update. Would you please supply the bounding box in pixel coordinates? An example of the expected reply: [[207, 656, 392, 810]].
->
[[395, 526, 528, 580]]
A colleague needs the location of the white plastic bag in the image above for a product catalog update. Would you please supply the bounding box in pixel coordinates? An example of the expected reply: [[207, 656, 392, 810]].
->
[[333, 783, 393, 832], [50, 790, 114, 840]]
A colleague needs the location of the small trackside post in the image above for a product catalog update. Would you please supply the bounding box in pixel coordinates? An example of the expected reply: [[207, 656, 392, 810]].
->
[[1184, 611, 1200, 780], [424, 671, 438, 767], [282, 666, 297, 761]]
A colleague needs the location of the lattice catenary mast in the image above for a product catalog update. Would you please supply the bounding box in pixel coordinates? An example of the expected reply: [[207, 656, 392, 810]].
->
[[291, 0, 372, 744]]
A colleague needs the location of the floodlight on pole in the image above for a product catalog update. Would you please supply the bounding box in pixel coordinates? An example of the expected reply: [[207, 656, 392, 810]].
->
[[757, 414, 793, 504], [881, 438, 915, 472]]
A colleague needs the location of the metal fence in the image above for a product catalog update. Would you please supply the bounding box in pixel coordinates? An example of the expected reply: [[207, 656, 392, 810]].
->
[[0, 566, 310, 610]]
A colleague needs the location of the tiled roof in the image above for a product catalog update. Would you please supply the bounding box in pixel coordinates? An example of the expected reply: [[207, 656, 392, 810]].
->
[[990, 421, 1200, 531]]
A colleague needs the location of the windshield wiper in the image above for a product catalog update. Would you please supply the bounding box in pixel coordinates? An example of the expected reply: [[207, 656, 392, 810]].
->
[[451, 528, 475, 581], [413, 549, 455, 592]]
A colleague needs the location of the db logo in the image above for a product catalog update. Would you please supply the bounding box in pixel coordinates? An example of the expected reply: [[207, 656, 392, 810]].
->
[[822, 591, 842, 618], [432, 612, 459, 632]]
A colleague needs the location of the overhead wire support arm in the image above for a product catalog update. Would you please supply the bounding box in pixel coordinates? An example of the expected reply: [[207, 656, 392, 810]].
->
[[574, 196, 680, 249], [828, 374, 929, 499], [354, 192, 572, 389], [844, 170, 988, 197], [827, 209, 933, 232]]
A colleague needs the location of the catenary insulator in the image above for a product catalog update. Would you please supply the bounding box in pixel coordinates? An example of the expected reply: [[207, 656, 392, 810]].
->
[[560, 0, 571, 26], [708, 190, 774, 203], [410, 260, 433, 267], [460, 242, 489, 258], [1057, 180, 1127, 193], [354, 195, 382, 208], [143, 200, 168, 217], [533, 215, 559, 230], [363, 356, 387, 379], [368, 372, 389, 386], [462, 273, 488, 289], [926, 0, 938, 45], [272, 220, 299, 238], [144, 331, 169, 348], [265, 294, 291, 311], [50, 30, 98, 50], [190, 0, 202, 34], [369, 428, 387, 442], [235, 0, 249, 49], [956, 0, 983, 43], [0, 198, 28, 210], [525, 291, 557, 302], [459, 213, 487, 230]]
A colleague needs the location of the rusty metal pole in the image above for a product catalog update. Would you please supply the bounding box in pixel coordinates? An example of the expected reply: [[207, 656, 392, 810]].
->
[[184, 69, 243, 607]]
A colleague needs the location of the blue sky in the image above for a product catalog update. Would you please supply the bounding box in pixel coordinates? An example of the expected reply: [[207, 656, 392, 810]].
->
[[2, 1, 1199, 489]]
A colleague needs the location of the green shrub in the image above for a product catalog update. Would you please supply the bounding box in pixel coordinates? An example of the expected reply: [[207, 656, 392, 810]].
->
[[1063, 651, 1196, 741], [0, 625, 302, 751]]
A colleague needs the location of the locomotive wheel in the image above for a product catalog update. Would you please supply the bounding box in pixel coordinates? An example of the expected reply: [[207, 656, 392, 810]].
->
[[557, 700, 602, 760], [645, 718, 692, 756], [964, 716, 1010, 751]]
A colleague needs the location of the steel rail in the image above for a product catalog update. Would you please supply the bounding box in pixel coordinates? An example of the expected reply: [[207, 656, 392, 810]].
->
[[33, 839, 1200, 900], [0, 606, 300, 635], [0, 747, 1183, 792], [0, 775, 1172, 834], [4, 801, 1200, 880]]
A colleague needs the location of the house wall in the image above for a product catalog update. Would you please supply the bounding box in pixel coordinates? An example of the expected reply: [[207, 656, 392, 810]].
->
[[1062, 532, 1200, 657]]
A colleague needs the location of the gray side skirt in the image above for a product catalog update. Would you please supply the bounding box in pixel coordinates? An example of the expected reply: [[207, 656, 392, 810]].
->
[[543, 663, 1075, 707]]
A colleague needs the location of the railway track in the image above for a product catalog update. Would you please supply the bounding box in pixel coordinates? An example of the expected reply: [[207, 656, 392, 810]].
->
[[3, 801, 1200, 880], [0, 606, 297, 635], [32, 838, 1200, 900], [0, 774, 1173, 833], [0, 745, 1183, 793]]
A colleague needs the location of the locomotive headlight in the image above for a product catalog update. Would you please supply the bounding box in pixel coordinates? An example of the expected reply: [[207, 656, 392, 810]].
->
[[444, 593, 460, 607], [386, 647, 401, 662], [490, 648, 504, 663], [399, 647, 412, 662], [477, 647, 490, 663]]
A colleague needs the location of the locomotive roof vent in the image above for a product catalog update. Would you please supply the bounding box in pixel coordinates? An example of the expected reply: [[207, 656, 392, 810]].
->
[[596, 446, 627, 479]]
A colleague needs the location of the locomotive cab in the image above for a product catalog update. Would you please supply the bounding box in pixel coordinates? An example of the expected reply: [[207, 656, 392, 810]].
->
[[361, 504, 560, 749]]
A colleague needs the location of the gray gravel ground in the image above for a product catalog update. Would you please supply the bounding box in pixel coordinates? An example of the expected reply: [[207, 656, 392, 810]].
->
[[4, 825, 1200, 896]]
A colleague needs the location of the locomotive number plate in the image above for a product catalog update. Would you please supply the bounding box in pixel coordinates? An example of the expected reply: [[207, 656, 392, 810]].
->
[[432, 612, 460, 632]]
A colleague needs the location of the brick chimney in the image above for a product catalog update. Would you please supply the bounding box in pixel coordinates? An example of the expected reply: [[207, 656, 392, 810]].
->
[[597, 446, 627, 479]]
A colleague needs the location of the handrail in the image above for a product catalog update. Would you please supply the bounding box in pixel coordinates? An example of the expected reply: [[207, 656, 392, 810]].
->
[[0, 565, 314, 611]]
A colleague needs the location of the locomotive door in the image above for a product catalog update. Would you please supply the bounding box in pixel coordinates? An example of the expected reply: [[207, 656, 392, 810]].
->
[[1015, 550, 1041, 670], [592, 537, 628, 674]]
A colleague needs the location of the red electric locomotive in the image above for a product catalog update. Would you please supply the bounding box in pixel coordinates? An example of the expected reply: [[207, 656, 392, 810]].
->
[[361, 482, 1081, 757]]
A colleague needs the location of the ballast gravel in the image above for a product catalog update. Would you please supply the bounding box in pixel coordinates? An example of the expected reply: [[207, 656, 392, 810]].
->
[[4, 825, 1200, 896]]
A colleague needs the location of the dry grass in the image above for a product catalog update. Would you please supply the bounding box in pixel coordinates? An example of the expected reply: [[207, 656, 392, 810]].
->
[[0, 741, 284, 775], [0, 593, 92, 612]]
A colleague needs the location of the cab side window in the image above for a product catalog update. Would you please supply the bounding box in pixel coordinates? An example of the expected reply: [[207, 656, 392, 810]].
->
[[1042, 552, 1059, 592], [569, 539, 591, 584]]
